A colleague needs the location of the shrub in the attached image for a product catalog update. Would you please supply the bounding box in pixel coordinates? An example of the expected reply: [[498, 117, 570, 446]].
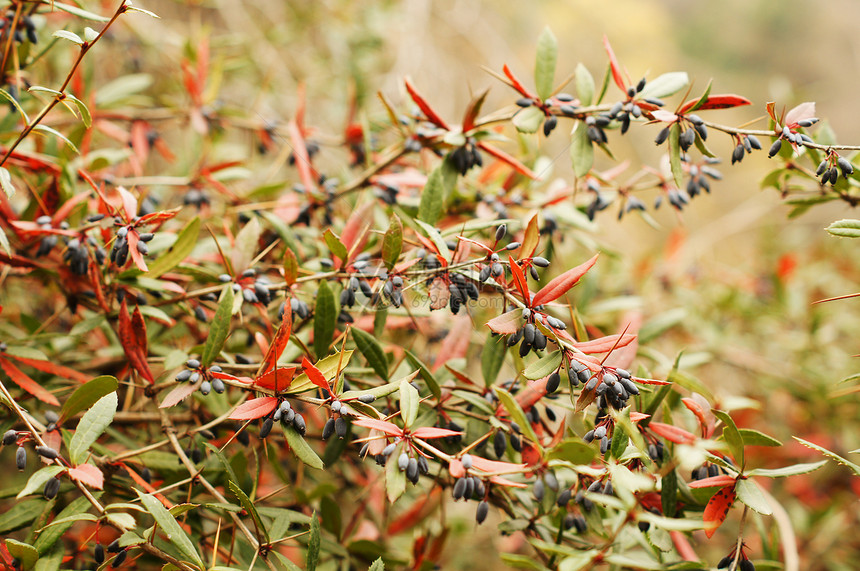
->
[[0, 3, 858, 571]]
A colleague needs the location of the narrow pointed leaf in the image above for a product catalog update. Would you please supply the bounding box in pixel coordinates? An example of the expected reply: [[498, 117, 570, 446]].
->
[[400, 378, 419, 428], [735, 478, 772, 515], [522, 351, 563, 380], [534, 27, 557, 101], [17, 466, 65, 498], [571, 121, 594, 177], [481, 332, 507, 387], [703, 485, 735, 538], [712, 409, 744, 467], [323, 229, 348, 265], [229, 396, 278, 420], [531, 254, 599, 307], [418, 165, 445, 226], [602, 35, 627, 91], [138, 491, 204, 569], [382, 215, 403, 271], [668, 122, 683, 189], [69, 391, 117, 465], [283, 423, 324, 469], [638, 72, 689, 99], [746, 460, 827, 478], [302, 357, 331, 396], [59, 375, 118, 422], [313, 279, 336, 359], [404, 350, 441, 400], [0, 357, 60, 406], [146, 217, 200, 278], [228, 481, 270, 544], [200, 285, 233, 367], [352, 327, 389, 380], [575, 63, 594, 106]]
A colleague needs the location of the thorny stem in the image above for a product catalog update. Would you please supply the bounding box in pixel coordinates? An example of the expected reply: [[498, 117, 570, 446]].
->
[[0, 0, 129, 168], [0, 378, 199, 571]]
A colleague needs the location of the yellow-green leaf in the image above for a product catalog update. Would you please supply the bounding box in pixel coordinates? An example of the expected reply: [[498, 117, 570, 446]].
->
[[137, 491, 204, 569], [200, 285, 233, 366], [69, 391, 117, 465], [534, 27, 558, 101]]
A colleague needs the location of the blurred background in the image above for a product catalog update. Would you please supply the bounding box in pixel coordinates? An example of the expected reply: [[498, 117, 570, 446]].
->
[[104, 0, 860, 568]]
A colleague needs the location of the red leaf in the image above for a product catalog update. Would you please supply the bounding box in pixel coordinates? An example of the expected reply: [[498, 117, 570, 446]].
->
[[0, 357, 60, 406], [122, 462, 172, 507], [431, 315, 471, 372], [703, 485, 736, 538], [67, 464, 104, 489], [469, 456, 527, 474], [531, 254, 599, 307], [411, 426, 462, 439], [116, 187, 138, 221], [211, 370, 253, 384], [124, 302, 154, 384], [137, 208, 181, 226], [302, 357, 331, 396], [229, 396, 279, 420], [261, 313, 292, 376], [126, 231, 149, 272], [688, 475, 737, 489], [159, 383, 198, 408], [603, 35, 628, 92], [477, 142, 539, 180], [680, 94, 752, 114], [448, 459, 465, 478], [501, 64, 534, 99], [255, 367, 297, 392], [631, 376, 671, 386], [287, 119, 317, 192], [341, 202, 374, 262], [404, 79, 449, 129], [649, 421, 696, 445], [521, 443, 541, 467], [486, 309, 521, 335], [629, 412, 650, 423], [574, 333, 636, 354], [352, 417, 403, 436], [508, 256, 530, 302], [489, 475, 528, 488], [785, 101, 816, 127], [682, 397, 710, 436], [9, 355, 89, 384]]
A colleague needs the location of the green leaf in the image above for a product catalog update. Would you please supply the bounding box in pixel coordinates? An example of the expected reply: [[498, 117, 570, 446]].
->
[[0, 166, 16, 198], [34, 540, 63, 571], [307, 512, 321, 571], [5, 539, 38, 571], [313, 280, 337, 359], [232, 217, 262, 273], [382, 215, 403, 271], [282, 424, 324, 469], [668, 122, 683, 189], [638, 72, 689, 99], [661, 469, 678, 518], [200, 285, 234, 367], [495, 386, 539, 445], [323, 229, 348, 264], [481, 332, 507, 387], [0, 500, 43, 534], [64, 93, 92, 128], [735, 478, 772, 515], [399, 378, 419, 428], [522, 350, 562, 381], [137, 491, 204, 569], [0, 87, 30, 124], [228, 481, 269, 544], [414, 220, 450, 263], [610, 421, 628, 459], [513, 106, 544, 134], [60, 375, 118, 423], [501, 554, 549, 570], [17, 466, 65, 499], [559, 551, 599, 571], [146, 217, 200, 279], [826, 219, 860, 238], [712, 409, 744, 467], [385, 443, 407, 502], [272, 552, 304, 571], [570, 121, 593, 177], [683, 79, 712, 113], [604, 553, 663, 570], [352, 328, 389, 380], [546, 440, 596, 465], [52, 29, 83, 44], [746, 460, 827, 478], [739, 428, 781, 447], [69, 391, 118, 465], [404, 350, 441, 400], [34, 495, 97, 554], [534, 27, 557, 101], [418, 165, 445, 226], [52, 2, 110, 21], [575, 63, 594, 106], [369, 558, 385, 571], [288, 350, 353, 395], [32, 125, 79, 153], [639, 511, 703, 532]]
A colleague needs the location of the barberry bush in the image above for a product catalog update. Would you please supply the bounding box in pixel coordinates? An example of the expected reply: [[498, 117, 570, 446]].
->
[[1, 2, 859, 571]]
